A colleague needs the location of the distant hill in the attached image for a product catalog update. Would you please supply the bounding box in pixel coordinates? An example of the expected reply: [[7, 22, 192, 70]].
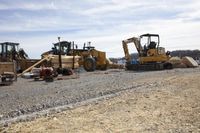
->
[[109, 50, 200, 63], [170, 50, 200, 59]]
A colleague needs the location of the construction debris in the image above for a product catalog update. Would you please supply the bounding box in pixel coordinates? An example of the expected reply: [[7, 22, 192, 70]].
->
[[19, 55, 53, 76], [182, 56, 198, 67], [20, 54, 80, 76], [106, 58, 125, 69], [22, 66, 75, 82], [168, 57, 187, 68], [169, 56, 181, 64], [169, 56, 198, 68]]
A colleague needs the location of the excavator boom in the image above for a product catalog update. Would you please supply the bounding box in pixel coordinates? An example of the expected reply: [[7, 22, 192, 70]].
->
[[122, 37, 143, 62]]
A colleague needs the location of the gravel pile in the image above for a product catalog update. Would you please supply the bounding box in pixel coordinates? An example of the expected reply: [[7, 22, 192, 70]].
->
[[0, 68, 199, 122]]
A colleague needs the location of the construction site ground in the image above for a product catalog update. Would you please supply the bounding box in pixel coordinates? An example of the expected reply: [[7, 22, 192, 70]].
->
[[0, 67, 200, 132]]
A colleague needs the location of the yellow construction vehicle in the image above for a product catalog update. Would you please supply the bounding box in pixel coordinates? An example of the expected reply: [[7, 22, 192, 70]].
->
[[122, 33, 172, 70], [73, 42, 108, 71], [42, 41, 108, 72], [0, 42, 39, 73], [0, 43, 19, 85]]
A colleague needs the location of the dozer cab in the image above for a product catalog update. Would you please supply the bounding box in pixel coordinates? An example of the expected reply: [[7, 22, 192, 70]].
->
[[42, 41, 108, 72], [122, 33, 172, 70], [0, 42, 39, 73], [0, 42, 29, 62]]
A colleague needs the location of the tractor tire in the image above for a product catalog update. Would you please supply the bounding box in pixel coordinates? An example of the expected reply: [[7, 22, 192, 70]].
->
[[83, 57, 96, 72]]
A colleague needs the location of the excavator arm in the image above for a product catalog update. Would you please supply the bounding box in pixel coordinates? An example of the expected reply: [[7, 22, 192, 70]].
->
[[122, 37, 143, 62]]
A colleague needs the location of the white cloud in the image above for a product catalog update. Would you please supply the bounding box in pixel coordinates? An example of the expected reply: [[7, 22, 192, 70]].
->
[[0, 1, 58, 10], [0, 0, 199, 58]]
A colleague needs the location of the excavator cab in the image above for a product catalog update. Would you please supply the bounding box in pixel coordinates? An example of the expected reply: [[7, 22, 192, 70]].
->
[[140, 34, 159, 52], [140, 34, 167, 57]]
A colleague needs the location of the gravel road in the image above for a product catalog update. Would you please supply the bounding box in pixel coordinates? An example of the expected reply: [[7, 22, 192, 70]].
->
[[0, 67, 199, 122]]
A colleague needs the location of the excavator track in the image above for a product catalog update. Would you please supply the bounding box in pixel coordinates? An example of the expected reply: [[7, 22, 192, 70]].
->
[[126, 63, 164, 71], [126, 62, 173, 71]]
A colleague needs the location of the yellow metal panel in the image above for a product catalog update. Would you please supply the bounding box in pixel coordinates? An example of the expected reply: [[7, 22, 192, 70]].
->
[[0, 62, 15, 74]]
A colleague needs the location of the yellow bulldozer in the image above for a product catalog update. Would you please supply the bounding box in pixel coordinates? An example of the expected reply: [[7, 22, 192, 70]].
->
[[122, 33, 172, 70]]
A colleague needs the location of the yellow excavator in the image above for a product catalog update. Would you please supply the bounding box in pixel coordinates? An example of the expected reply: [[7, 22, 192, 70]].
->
[[122, 33, 172, 70]]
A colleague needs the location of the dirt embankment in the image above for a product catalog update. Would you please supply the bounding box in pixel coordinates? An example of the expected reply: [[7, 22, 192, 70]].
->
[[1, 68, 200, 132]]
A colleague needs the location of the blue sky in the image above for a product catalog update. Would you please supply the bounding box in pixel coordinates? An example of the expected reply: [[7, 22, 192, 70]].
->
[[0, 0, 200, 58]]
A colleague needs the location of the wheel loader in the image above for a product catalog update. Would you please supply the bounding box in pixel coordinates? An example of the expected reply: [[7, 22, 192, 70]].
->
[[42, 41, 108, 72], [0, 42, 25, 85], [122, 33, 172, 71], [0, 42, 39, 73]]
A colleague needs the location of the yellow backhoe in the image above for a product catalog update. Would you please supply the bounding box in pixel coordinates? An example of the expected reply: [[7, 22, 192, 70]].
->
[[122, 33, 172, 70]]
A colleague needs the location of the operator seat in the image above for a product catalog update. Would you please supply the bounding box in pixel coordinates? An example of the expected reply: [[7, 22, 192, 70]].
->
[[148, 41, 156, 49]]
